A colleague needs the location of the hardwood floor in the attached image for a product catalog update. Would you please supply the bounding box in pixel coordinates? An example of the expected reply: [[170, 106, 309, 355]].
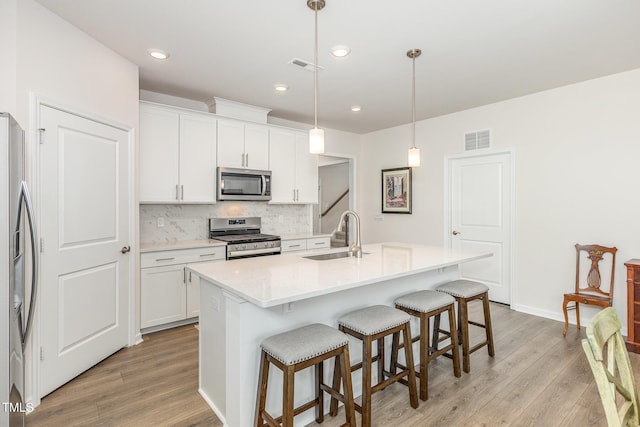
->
[[26, 303, 640, 426], [26, 324, 221, 427]]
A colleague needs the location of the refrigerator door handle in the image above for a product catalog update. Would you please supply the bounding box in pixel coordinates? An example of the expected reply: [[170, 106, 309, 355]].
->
[[17, 180, 39, 350]]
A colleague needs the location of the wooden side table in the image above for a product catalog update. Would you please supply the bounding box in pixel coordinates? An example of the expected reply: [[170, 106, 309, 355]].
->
[[625, 259, 640, 353]]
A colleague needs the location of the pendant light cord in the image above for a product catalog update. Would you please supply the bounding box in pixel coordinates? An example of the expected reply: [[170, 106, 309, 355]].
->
[[411, 55, 416, 149], [314, 7, 319, 129]]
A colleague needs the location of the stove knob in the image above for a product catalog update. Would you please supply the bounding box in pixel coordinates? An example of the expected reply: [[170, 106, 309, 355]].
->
[[253, 243, 258, 249]]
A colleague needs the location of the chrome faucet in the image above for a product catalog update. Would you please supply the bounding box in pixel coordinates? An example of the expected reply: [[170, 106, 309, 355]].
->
[[336, 210, 362, 258]]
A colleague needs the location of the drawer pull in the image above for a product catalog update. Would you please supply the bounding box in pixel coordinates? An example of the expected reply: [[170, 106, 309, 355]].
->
[[289, 244, 301, 248], [314, 242, 325, 245], [200, 253, 219, 257], [155, 257, 175, 262]]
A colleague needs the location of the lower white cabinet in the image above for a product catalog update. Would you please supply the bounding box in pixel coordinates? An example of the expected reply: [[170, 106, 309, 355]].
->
[[281, 236, 330, 253], [141, 245, 225, 330]]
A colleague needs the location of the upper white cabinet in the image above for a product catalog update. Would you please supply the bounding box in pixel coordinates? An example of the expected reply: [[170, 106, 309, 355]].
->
[[269, 129, 318, 204], [139, 102, 217, 203], [217, 119, 269, 170]]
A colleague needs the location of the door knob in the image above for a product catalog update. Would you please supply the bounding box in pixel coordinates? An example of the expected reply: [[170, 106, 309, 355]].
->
[[452, 231, 461, 236], [121, 245, 131, 254]]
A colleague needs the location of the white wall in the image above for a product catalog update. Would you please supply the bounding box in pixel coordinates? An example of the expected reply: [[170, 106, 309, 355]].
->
[[360, 68, 640, 325], [0, 0, 17, 115], [16, 0, 139, 129]]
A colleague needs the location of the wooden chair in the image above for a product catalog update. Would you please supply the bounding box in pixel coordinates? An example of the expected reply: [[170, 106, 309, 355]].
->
[[582, 307, 640, 427], [563, 244, 617, 336]]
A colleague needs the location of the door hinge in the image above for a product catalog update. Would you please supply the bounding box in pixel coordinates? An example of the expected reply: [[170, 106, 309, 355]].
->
[[38, 128, 45, 144], [40, 346, 44, 361], [40, 238, 44, 253]]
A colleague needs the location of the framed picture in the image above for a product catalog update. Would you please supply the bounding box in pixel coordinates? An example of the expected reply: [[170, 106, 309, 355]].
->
[[381, 167, 412, 214]]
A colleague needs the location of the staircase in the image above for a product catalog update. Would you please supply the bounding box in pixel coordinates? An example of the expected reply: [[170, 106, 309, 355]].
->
[[331, 230, 348, 248]]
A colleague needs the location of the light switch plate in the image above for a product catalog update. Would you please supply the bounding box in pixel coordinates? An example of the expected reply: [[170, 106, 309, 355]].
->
[[157, 217, 165, 227]]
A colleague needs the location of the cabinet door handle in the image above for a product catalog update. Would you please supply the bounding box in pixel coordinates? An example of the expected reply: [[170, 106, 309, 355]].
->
[[176, 184, 179, 200], [293, 189, 296, 201], [181, 185, 184, 200], [246, 153, 249, 167], [184, 268, 187, 284]]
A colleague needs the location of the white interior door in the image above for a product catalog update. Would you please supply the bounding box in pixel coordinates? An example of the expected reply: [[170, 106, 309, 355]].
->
[[449, 152, 512, 304], [39, 105, 130, 397]]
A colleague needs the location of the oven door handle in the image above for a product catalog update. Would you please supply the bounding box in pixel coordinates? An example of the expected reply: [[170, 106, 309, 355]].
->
[[228, 247, 281, 259]]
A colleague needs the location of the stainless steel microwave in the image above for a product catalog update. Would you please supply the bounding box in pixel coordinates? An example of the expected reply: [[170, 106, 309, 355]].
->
[[217, 167, 272, 201]]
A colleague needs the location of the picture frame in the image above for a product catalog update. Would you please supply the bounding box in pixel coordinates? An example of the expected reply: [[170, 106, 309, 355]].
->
[[381, 167, 412, 214]]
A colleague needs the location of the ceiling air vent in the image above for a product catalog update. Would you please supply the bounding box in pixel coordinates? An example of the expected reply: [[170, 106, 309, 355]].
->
[[464, 129, 491, 151], [288, 58, 325, 72]]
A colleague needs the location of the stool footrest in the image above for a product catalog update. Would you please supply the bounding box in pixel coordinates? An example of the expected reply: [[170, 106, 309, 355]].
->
[[469, 340, 489, 354], [468, 320, 486, 328], [371, 369, 411, 394], [320, 383, 346, 404], [349, 353, 382, 373]]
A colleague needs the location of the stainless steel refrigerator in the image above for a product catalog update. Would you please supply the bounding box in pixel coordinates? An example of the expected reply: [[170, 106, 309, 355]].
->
[[1, 113, 38, 427]]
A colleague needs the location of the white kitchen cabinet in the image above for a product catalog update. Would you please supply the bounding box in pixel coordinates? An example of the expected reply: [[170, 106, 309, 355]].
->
[[140, 245, 225, 330], [217, 119, 269, 170], [269, 129, 318, 204], [281, 236, 330, 253], [139, 102, 217, 203]]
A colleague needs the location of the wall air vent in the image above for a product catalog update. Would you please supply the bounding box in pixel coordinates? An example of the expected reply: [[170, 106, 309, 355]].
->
[[288, 58, 325, 72], [464, 129, 491, 151]]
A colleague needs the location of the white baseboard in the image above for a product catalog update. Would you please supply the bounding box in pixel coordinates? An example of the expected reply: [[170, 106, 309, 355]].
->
[[199, 388, 228, 427], [511, 303, 628, 336]]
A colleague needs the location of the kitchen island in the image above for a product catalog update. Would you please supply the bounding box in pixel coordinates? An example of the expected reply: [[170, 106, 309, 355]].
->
[[188, 243, 491, 427]]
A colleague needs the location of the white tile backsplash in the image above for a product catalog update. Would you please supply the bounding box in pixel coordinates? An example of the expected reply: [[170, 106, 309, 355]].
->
[[140, 203, 312, 244]]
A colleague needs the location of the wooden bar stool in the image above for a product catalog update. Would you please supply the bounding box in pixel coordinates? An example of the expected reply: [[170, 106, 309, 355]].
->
[[255, 323, 356, 427], [330, 305, 418, 427], [393, 290, 461, 401], [435, 280, 495, 373]]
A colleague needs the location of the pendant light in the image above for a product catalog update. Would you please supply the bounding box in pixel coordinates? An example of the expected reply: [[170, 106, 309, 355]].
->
[[308, 0, 325, 154], [407, 48, 422, 167]]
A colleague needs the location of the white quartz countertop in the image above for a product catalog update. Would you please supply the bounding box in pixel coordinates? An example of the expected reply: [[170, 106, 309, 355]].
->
[[140, 239, 226, 253], [188, 242, 491, 308], [280, 232, 332, 240]]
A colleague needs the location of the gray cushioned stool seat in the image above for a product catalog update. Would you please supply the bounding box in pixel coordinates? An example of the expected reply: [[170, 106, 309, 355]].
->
[[395, 290, 455, 313], [260, 323, 349, 366], [338, 305, 410, 336], [436, 280, 489, 298]]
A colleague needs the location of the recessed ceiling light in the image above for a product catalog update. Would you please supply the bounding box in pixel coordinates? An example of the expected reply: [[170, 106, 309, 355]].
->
[[331, 45, 351, 58], [350, 105, 362, 112], [147, 49, 170, 60], [274, 84, 289, 92]]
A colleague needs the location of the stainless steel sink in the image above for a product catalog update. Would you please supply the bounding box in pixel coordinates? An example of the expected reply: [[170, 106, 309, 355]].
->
[[303, 251, 368, 261]]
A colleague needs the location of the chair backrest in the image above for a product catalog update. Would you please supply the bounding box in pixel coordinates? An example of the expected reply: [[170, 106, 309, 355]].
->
[[575, 244, 617, 298], [582, 307, 640, 427]]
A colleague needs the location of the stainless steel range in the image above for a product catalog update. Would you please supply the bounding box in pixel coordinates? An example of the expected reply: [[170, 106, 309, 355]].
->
[[209, 217, 281, 260]]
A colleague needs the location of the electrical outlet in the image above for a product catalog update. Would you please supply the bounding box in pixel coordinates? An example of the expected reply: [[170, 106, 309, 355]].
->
[[373, 214, 384, 221], [157, 217, 165, 227]]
